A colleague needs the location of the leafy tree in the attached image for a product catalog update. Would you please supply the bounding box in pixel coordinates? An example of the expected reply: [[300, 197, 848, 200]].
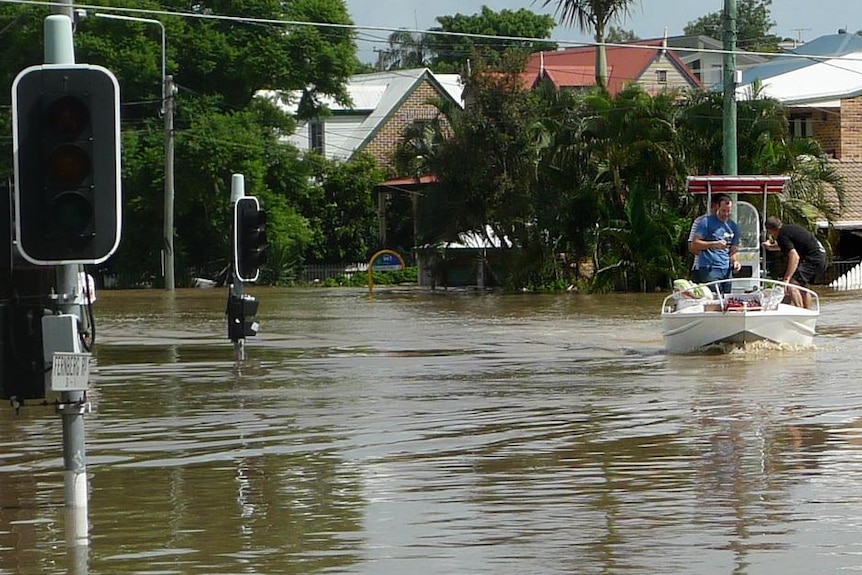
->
[[0, 0, 362, 285], [538, 0, 638, 89], [427, 7, 557, 73], [299, 152, 384, 264], [684, 0, 782, 52], [605, 25, 639, 43]]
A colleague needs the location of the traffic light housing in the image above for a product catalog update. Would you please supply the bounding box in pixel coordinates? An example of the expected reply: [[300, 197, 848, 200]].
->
[[12, 64, 121, 265], [227, 294, 259, 341], [233, 196, 267, 282]]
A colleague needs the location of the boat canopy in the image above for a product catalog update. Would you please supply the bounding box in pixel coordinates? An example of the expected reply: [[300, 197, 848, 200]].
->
[[686, 175, 790, 195]]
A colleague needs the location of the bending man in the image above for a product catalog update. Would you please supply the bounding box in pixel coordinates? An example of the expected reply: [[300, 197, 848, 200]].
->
[[762, 216, 827, 309]]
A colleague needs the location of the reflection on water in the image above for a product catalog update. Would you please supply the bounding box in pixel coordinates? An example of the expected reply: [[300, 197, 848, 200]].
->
[[2, 287, 862, 574]]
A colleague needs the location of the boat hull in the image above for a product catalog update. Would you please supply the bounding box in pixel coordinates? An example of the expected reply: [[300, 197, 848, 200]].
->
[[660, 278, 820, 354], [662, 304, 818, 354]]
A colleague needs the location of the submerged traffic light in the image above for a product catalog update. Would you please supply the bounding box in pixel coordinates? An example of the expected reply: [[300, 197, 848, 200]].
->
[[12, 64, 121, 265], [233, 196, 267, 282], [227, 294, 259, 341]]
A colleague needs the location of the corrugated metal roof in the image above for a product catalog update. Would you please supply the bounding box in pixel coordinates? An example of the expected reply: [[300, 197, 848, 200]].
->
[[737, 52, 862, 104], [737, 34, 862, 99]]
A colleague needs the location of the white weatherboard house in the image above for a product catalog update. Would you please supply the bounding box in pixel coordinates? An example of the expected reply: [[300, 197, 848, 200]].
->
[[261, 68, 464, 169]]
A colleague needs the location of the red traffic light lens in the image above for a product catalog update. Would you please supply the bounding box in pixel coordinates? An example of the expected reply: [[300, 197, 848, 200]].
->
[[47, 144, 91, 187], [47, 95, 89, 137]]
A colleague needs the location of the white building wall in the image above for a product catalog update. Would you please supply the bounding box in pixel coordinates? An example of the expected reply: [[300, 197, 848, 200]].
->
[[289, 116, 367, 160]]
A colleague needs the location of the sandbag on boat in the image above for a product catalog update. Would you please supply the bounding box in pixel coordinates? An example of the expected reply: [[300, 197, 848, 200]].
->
[[671, 279, 714, 312], [672, 279, 714, 300]]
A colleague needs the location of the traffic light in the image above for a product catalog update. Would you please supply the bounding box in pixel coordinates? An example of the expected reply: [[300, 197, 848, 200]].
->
[[227, 294, 259, 341], [12, 64, 121, 265], [233, 196, 267, 282]]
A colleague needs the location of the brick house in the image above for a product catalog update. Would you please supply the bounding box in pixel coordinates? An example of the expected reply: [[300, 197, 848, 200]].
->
[[736, 31, 862, 260], [262, 68, 464, 171]]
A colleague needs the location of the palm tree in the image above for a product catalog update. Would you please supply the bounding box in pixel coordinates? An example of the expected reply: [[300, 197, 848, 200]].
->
[[375, 31, 430, 71], [537, 0, 638, 89]]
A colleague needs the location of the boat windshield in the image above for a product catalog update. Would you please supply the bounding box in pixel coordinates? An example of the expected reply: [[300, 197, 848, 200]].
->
[[735, 201, 760, 249]]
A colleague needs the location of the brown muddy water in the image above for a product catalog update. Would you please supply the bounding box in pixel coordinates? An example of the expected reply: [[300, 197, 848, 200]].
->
[[2, 286, 862, 575]]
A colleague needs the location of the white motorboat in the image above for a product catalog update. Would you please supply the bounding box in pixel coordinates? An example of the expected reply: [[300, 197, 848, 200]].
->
[[661, 278, 819, 354], [662, 175, 820, 354]]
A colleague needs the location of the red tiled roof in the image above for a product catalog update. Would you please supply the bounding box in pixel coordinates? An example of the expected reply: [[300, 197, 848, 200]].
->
[[524, 39, 701, 96], [543, 65, 597, 88]]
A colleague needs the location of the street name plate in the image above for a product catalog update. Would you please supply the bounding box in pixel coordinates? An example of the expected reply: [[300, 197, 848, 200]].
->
[[50, 352, 92, 392]]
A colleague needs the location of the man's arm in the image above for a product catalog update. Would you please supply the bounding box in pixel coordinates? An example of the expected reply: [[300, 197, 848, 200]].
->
[[783, 249, 800, 281], [730, 245, 741, 271], [693, 236, 726, 252], [688, 220, 701, 255]]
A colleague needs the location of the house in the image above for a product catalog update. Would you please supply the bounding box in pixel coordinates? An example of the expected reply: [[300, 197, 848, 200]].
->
[[736, 31, 862, 258], [262, 68, 464, 170], [664, 35, 766, 88], [522, 38, 703, 96], [736, 31, 862, 159]]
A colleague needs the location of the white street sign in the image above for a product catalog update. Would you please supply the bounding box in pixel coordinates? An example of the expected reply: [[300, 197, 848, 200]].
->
[[50, 352, 91, 392]]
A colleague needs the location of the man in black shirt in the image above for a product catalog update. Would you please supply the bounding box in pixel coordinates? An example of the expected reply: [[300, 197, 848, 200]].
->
[[763, 216, 827, 308]]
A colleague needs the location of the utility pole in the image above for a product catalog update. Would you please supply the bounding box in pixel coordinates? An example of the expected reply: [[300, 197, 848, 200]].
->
[[93, 13, 174, 290], [722, 0, 738, 176]]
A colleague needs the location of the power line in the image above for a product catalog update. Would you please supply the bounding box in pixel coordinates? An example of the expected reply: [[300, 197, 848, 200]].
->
[[3, 0, 860, 65]]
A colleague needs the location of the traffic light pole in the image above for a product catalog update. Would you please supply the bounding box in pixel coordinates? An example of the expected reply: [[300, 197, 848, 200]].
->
[[45, 14, 89, 549], [230, 174, 245, 360], [164, 74, 176, 290]]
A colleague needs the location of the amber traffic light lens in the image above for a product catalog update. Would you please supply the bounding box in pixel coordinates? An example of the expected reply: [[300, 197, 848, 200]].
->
[[47, 144, 91, 187]]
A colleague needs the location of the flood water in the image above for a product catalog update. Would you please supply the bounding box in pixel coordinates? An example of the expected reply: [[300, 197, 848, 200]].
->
[[2, 286, 862, 574]]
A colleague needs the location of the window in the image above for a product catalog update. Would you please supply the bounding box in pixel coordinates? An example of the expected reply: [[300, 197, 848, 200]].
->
[[408, 119, 432, 138], [789, 114, 813, 138], [309, 121, 325, 154], [656, 70, 668, 84]]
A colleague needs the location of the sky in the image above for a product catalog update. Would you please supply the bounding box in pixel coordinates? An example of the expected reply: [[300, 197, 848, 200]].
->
[[346, 0, 861, 62]]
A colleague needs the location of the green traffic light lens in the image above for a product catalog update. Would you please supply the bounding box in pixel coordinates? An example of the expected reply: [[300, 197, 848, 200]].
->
[[51, 191, 93, 236], [47, 144, 91, 187], [47, 95, 89, 137]]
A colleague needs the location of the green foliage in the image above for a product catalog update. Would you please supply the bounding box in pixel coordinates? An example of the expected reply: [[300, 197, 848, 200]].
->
[[300, 153, 384, 263], [0, 0, 359, 287], [427, 7, 557, 73], [319, 266, 418, 287], [416, 61, 841, 293], [376, 31, 431, 71], [684, 0, 782, 52], [605, 26, 639, 43], [375, 7, 557, 73], [0, 2, 846, 294]]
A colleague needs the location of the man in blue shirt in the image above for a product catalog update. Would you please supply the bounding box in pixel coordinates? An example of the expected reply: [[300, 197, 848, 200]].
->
[[691, 194, 741, 293]]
